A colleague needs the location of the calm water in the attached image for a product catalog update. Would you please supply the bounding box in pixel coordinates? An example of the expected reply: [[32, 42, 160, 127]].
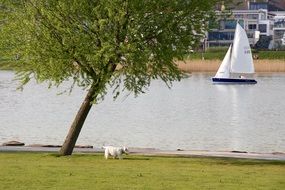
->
[[0, 71, 285, 153]]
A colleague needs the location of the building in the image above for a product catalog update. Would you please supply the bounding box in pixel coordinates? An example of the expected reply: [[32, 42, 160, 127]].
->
[[207, 9, 273, 47], [272, 13, 285, 48], [207, 0, 285, 49], [228, 0, 285, 11]]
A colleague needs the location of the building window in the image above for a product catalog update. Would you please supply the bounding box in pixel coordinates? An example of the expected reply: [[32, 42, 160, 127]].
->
[[221, 20, 244, 30], [248, 24, 257, 30], [259, 24, 267, 33], [234, 14, 243, 19], [208, 32, 235, 41], [224, 20, 236, 29], [249, 3, 268, 10], [247, 14, 258, 19], [274, 19, 285, 28]]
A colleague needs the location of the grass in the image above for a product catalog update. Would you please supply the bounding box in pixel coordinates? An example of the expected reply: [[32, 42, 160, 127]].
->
[[187, 50, 285, 60], [187, 51, 226, 60], [256, 51, 285, 60], [0, 152, 284, 190]]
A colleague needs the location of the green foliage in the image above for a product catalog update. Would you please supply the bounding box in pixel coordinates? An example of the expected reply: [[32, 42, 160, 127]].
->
[[0, 0, 219, 101], [0, 152, 284, 190], [254, 36, 272, 50]]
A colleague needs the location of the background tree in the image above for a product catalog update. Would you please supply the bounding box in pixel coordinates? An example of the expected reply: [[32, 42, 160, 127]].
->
[[0, 0, 220, 156]]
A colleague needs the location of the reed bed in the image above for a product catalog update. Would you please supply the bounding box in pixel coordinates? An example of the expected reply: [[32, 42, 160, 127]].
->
[[177, 59, 285, 73], [254, 60, 285, 72]]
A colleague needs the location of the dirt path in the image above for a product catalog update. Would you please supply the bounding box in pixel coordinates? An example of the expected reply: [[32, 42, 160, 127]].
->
[[1, 146, 284, 161]]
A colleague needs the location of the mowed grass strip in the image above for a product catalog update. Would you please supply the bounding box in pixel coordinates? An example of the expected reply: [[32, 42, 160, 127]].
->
[[186, 50, 285, 60], [0, 152, 284, 190]]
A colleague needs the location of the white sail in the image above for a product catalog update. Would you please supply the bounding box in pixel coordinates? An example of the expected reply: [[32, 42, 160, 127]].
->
[[230, 23, 254, 74], [215, 45, 232, 78]]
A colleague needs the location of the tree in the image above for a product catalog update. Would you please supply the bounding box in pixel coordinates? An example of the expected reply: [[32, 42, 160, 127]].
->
[[254, 35, 272, 50], [0, 0, 220, 155]]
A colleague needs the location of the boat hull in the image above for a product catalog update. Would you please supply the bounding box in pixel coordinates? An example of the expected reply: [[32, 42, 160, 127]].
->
[[212, 77, 257, 84]]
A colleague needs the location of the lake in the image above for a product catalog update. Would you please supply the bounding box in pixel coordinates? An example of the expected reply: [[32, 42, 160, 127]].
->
[[0, 71, 284, 153]]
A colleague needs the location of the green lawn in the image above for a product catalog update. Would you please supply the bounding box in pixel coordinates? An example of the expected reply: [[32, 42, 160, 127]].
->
[[0, 152, 284, 190]]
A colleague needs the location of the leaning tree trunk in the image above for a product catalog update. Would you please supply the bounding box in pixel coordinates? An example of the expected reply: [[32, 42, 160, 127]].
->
[[59, 84, 97, 156]]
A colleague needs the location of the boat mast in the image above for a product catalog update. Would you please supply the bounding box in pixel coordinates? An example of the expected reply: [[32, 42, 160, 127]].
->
[[229, 21, 239, 74]]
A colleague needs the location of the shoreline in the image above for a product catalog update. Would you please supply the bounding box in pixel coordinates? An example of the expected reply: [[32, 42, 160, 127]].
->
[[177, 59, 285, 73], [1, 146, 284, 161]]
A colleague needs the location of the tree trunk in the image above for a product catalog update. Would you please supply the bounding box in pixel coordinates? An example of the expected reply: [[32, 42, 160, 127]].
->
[[59, 84, 97, 156]]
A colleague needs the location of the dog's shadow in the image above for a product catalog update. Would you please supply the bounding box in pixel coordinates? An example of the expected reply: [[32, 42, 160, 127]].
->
[[123, 157, 150, 161]]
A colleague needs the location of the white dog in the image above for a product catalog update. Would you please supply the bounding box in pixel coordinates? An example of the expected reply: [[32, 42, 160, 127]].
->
[[103, 146, 129, 159]]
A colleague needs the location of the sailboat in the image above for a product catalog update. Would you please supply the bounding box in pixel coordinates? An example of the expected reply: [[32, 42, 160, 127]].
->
[[212, 23, 257, 84]]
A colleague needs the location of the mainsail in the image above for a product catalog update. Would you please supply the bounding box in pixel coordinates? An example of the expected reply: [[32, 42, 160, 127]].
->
[[230, 23, 255, 74]]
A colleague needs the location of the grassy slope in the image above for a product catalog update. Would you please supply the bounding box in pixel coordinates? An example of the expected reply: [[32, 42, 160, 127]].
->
[[0, 152, 284, 190]]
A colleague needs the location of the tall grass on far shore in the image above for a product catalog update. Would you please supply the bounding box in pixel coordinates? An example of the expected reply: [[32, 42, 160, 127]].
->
[[0, 152, 284, 190], [178, 59, 285, 73]]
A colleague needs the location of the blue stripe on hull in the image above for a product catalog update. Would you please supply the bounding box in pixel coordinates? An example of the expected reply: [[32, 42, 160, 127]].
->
[[212, 78, 257, 84]]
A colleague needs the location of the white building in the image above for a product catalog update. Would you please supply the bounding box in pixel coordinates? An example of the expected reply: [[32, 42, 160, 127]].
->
[[207, 9, 273, 47], [272, 13, 285, 48], [233, 9, 274, 43]]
